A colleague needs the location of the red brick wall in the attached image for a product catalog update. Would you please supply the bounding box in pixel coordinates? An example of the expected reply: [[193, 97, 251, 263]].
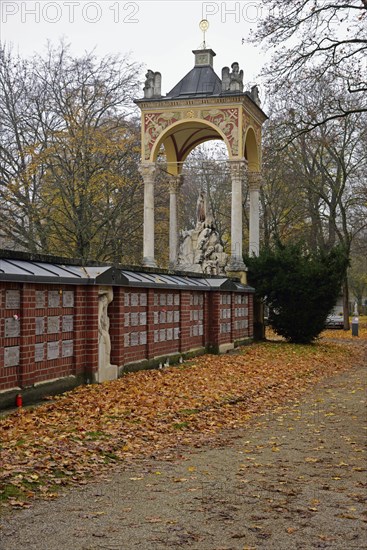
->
[[0, 281, 254, 393]]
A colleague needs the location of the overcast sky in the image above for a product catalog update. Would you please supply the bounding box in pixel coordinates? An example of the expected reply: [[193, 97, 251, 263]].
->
[[1, 1, 269, 94]]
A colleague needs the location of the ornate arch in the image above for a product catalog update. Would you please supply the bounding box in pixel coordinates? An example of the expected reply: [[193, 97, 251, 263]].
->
[[149, 118, 231, 174], [243, 126, 260, 172]]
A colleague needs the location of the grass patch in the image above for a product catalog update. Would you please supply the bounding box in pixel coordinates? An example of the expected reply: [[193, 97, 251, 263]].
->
[[179, 408, 200, 416], [173, 422, 189, 430]]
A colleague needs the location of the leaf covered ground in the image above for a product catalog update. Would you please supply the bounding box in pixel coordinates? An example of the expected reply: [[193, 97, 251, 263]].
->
[[0, 336, 365, 513]]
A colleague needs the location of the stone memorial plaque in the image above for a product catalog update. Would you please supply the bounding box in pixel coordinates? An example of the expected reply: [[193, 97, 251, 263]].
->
[[47, 341, 59, 360], [62, 315, 73, 333], [35, 343, 44, 362], [4, 346, 20, 367], [48, 316, 60, 334], [174, 327, 180, 340], [167, 311, 173, 323], [124, 334, 130, 347], [167, 294, 173, 306], [160, 294, 166, 306], [131, 332, 139, 347], [62, 291, 74, 308], [35, 317, 45, 336], [5, 318, 20, 338], [124, 293, 130, 307], [140, 293, 147, 307], [124, 313, 130, 327], [35, 291, 46, 309], [131, 313, 139, 326], [174, 311, 180, 323], [153, 312, 159, 324], [140, 331, 147, 345], [48, 290, 60, 308], [62, 339, 73, 357], [166, 328, 173, 341], [131, 294, 139, 307], [139, 312, 147, 326], [160, 329, 166, 342], [5, 290, 20, 309]]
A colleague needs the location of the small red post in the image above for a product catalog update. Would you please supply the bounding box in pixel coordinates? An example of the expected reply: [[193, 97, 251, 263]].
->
[[15, 394, 23, 408]]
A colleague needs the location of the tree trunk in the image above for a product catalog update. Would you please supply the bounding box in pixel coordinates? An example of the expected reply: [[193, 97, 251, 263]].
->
[[342, 277, 350, 330]]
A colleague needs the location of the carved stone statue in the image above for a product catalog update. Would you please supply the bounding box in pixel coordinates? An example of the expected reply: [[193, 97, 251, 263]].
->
[[144, 70, 162, 98], [250, 84, 261, 106], [177, 192, 229, 275], [229, 62, 244, 92], [196, 191, 206, 224], [97, 287, 117, 383], [221, 62, 244, 93]]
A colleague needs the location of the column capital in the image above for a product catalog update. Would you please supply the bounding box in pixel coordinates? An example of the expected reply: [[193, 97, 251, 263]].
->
[[167, 174, 182, 194], [139, 162, 157, 181], [227, 159, 247, 180], [248, 171, 262, 191]]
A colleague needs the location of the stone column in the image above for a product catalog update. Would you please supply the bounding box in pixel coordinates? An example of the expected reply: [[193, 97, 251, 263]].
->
[[248, 171, 262, 257], [228, 160, 246, 270], [168, 175, 181, 269], [139, 163, 157, 267]]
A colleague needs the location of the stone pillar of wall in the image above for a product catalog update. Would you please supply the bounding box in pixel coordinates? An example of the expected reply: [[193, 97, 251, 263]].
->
[[109, 287, 125, 368], [140, 163, 157, 267], [84, 286, 99, 383], [19, 285, 36, 387], [74, 286, 87, 378], [179, 291, 191, 352], [146, 288, 156, 359]]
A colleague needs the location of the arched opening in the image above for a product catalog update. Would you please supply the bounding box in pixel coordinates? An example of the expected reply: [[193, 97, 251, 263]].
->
[[244, 127, 260, 172], [151, 119, 231, 176]]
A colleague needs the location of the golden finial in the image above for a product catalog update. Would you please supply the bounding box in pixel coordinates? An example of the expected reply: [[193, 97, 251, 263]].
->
[[199, 19, 209, 49]]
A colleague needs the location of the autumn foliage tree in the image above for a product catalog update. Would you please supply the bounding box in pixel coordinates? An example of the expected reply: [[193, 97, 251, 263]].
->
[[0, 43, 144, 263], [246, 241, 349, 343]]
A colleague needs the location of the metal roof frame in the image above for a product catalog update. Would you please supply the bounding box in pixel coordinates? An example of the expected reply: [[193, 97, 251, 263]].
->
[[0, 257, 254, 293]]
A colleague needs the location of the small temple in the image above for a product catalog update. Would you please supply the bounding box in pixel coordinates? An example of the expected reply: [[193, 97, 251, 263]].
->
[[134, 24, 267, 281]]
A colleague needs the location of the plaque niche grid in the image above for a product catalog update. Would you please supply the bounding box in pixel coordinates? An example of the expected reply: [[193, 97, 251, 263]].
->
[[35, 317, 45, 336], [47, 316, 60, 334], [4, 318, 20, 338], [48, 290, 60, 308], [62, 315, 74, 333], [62, 291, 74, 308], [62, 340, 74, 357], [35, 290, 46, 309], [47, 341, 60, 360], [4, 346, 20, 367], [5, 290, 20, 309], [35, 342, 45, 362]]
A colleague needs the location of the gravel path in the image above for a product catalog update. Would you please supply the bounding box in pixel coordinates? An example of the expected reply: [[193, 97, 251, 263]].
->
[[0, 361, 366, 550]]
